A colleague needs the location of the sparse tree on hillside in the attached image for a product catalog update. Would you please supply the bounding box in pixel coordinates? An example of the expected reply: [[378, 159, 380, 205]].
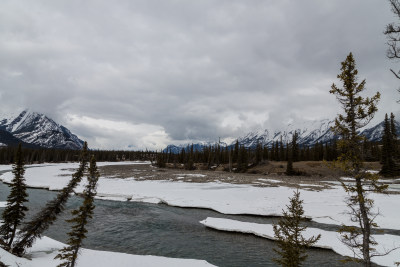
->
[[0, 144, 28, 250], [273, 190, 321, 267], [330, 53, 396, 266], [55, 155, 99, 267]]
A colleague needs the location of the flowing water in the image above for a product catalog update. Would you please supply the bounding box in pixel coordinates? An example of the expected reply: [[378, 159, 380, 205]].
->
[[0, 174, 366, 266]]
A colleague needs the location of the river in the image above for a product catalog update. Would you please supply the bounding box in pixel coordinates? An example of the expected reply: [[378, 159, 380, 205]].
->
[[0, 173, 364, 266]]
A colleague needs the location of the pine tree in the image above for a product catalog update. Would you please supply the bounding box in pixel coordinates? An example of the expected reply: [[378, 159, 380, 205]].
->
[[0, 144, 28, 250], [390, 113, 400, 168], [292, 131, 299, 162], [55, 155, 99, 267], [233, 140, 239, 163], [330, 53, 393, 266], [286, 154, 294, 175], [381, 114, 396, 176], [273, 190, 321, 267], [12, 142, 89, 256]]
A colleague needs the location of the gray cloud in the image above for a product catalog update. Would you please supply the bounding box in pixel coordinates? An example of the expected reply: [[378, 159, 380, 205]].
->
[[0, 0, 398, 149]]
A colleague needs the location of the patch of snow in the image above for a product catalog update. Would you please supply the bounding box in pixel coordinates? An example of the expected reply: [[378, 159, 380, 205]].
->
[[340, 177, 355, 181], [1, 163, 400, 231], [298, 184, 324, 187], [0, 202, 6, 208], [200, 217, 400, 267], [175, 174, 207, 178], [257, 178, 281, 183], [0, 234, 215, 267]]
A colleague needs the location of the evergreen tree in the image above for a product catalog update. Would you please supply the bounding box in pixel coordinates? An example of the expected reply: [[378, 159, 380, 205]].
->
[[381, 113, 400, 176], [12, 142, 89, 256], [0, 144, 28, 250], [233, 140, 239, 163], [236, 145, 248, 172], [330, 53, 391, 266], [286, 153, 294, 175], [279, 137, 284, 161], [55, 155, 99, 267], [292, 131, 299, 162], [390, 113, 399, 159], [255, 141, 262, 164], [273, 190, 321, 267], [381, 114, 396, 176], [275, 140, 279, 161], [155, 152, 166, 168]]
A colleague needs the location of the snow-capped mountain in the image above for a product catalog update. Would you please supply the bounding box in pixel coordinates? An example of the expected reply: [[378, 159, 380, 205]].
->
[[164, 119, 400, 152], [164, 141, 228, 153], [0, 110, 84, 149], [361, 120, 400, 142], [237, 119, 335, 148]]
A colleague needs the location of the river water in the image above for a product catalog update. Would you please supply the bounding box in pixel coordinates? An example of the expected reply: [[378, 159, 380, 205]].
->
[[0, 176, 364, 266]]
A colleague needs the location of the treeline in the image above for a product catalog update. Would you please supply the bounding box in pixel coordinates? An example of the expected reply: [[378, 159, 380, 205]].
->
[[0, 147, 156, 165], [156, 139, 383, 171]]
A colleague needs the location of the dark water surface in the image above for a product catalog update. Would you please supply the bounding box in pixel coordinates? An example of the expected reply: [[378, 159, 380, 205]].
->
[[0, 175, 365, 266]]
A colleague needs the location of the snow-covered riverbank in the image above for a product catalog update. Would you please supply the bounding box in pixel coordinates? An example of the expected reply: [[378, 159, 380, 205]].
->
[[1, 162, 399, 266], [0, 233, 215, 267], [200, 217, 400, 267], [1, 162, 399, 230]]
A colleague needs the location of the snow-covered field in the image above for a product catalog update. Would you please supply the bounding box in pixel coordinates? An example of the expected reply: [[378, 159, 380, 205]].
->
[[0, 233, 215, 267], [200, 217, 400, 267], [0, 161, 399, 266], [1, 162, 398, 229]]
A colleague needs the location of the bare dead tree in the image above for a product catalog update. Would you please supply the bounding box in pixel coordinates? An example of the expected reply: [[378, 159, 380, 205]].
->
[[385, 0, 400, 81]]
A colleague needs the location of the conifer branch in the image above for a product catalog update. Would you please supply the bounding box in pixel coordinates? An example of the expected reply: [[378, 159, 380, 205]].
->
[[12, 143, 88, 256]]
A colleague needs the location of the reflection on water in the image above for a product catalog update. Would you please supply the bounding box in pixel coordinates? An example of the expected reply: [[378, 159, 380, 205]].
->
[[0, 180, 365, 267]]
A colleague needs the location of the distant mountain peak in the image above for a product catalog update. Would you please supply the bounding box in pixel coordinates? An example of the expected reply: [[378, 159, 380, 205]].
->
[[0, 110, 84, 149]]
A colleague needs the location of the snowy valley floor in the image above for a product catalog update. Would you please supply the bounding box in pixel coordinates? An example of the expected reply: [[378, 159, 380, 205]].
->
[[0, 161, 400, 266]]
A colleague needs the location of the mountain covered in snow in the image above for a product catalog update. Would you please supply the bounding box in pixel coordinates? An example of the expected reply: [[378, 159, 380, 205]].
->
[[0, 110, 84, 149], [164, 141, 228, 154], [164, 119, 400, 152]]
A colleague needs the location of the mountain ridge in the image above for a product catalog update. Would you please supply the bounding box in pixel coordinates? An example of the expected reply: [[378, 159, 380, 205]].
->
[[0, 110, 84, 150], [164, 119, 400, 153]]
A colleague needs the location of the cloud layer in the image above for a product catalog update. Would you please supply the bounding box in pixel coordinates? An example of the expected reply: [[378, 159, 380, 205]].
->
[[0, 0, 398, 149]]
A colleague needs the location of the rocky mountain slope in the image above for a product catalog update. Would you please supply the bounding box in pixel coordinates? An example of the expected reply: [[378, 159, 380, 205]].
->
[[0, 110, 84, 149]]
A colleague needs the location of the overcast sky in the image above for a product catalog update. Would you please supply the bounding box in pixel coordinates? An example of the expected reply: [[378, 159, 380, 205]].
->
[[0, 0, 399, 150]]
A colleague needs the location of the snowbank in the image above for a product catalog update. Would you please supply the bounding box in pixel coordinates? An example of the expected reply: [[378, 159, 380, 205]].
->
[[0, 162, 399, 231], [0, 234, 215, 267], [200, 217, 400, 267]]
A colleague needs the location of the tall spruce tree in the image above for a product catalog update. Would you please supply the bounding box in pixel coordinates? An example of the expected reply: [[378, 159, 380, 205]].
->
[[330, 53, 393, 266], [292, 131, 299, 162], [286, 132, 298, 175], [390, 113, 399, 160], [12, 142, 89, 256], [55, 155, 99, 267], [0, 144, 28, 250], [273, 190, 321, 267], [381, 114, 396, 176]]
